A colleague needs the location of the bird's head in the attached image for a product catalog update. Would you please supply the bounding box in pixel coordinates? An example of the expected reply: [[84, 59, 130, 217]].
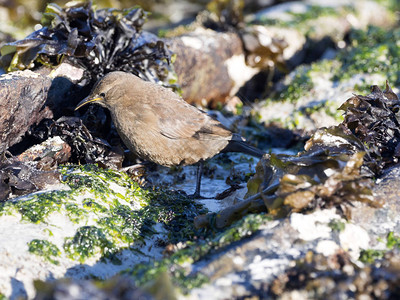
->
[[75, 71, 135, 111]]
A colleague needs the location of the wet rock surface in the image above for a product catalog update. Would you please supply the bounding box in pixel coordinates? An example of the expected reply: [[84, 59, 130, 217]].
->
[[187, 164, 400, 299]]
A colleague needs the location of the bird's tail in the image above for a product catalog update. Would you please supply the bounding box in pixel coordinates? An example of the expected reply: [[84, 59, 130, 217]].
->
[[222, 139, 265, 158]]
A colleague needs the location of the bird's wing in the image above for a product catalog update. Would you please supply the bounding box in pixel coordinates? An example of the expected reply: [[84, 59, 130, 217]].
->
[[143, 88, 232, 141], [159, 105, 232, 141]]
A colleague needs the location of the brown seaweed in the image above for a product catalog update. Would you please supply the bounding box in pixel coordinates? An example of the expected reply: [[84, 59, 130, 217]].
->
[[196, 83, 398, 228], [339, 81, 400, 174], [0, 1, 175, 87]]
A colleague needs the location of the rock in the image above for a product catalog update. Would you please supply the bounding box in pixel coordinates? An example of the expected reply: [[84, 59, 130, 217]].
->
[[250, 0, 397, 131], [0, 164, 203, 299], [0, 63, 89, 155], [0, 70, 52, 154], [34, 276, 154, 300], [168, 28, 248, 107], [44, 63, 87, 118], [187, 165, 400, 299], [168, 25, 303, 107], [352, 165, 400, 240], [0, 136, 68, 200], [16, 136, 71, 169]]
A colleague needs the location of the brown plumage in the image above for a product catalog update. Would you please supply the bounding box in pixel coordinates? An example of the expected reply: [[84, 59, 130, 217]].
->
[[76, 71, 264, 197]]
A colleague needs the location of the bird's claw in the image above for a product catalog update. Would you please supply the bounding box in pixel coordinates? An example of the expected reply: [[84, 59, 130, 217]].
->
[[187, 192, 213, 200]]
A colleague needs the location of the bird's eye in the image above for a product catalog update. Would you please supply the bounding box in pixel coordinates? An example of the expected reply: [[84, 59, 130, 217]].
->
[[100, 92, 105, 98]]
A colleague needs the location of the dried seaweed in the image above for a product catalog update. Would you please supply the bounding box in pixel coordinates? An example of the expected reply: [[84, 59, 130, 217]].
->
[[197, 84, 398, 228], [251, 83, 400, 216], [199, 0, 287, 70], [201, 0, 245, 31], [339, 81, 400, 174], [0, 1, 175, 86], [31, 117, 124, 169], [264, 150, 378, 218]]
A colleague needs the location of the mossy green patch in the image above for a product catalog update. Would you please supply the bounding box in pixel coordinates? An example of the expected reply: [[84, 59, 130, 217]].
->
[[258, 24, 400, 129], [278, 65, 314, 103], [375, 0, 400, 12], [59, 165, 205, 262], [385, 231, 400, 248], [0, 191, 70, 223], [82, 198, 108, 213], [359, 248, 385, 264], [335, 26, 400, 85], [256, 5, 341, 31], [64, 202, 88, 223], [60, 164, 149, 204], [0, 164, 269, 293], [98, 203, 155, 244], [64, 226, 117, 263], [328, 219, 346, 232], [359, 231, 400, 263], [28, 239, 61, 265], [0, 164, 206, 264], [263, 59, 340, 110], [147, 189, 206, 244], [127, 213, 269, 293]]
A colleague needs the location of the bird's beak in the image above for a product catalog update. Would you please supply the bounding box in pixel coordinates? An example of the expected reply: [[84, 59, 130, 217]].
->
[[75, 95, 103, 111]]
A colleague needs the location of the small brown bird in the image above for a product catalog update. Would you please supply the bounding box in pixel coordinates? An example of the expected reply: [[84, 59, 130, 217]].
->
[[76, 71, 264, 197]]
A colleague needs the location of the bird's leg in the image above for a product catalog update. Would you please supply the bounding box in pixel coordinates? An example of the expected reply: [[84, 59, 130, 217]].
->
[[190, 161, 203, 198], [188, 161, 212, 199]]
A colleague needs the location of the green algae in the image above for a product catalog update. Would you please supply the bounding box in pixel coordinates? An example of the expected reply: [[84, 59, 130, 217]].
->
[[1, 164, 268, 292], [60, 164, 149, 204], [58, 165, 205, 262], [17, 166, 210, 284], [278, 65, 314, 103], [64, 226, 117, 263], [256, 5, 341, 31], [305, 99, 343, 122], [328, 219, 346, 232], [359, 232, 400, 263], [359, 249, 385, 264], [335, 26, 400, 85], [258, 24, 400, 129], [82, 198, 108, 213], [28, 239, 61, 265], [255, 4, 359, 41], [64, 202, 88, 223], [127, 213, 269, 293], [258, 59, 343, 129], [386, 231, 400, 248], [0, 190, 72, 223], [147, 189, 206, 244], [97, 203, 156, 245], [0, 164, 205, 264], [375, 0, 400, 11], [267, 59, 339, 107]]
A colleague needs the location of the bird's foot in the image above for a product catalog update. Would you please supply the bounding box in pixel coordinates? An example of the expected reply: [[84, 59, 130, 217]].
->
[[187, 192, 213, 200]]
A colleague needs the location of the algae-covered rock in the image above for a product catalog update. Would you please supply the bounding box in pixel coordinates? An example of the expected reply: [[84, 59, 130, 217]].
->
[[254, 7, 399, 131], [0, 164, 204, 299]]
